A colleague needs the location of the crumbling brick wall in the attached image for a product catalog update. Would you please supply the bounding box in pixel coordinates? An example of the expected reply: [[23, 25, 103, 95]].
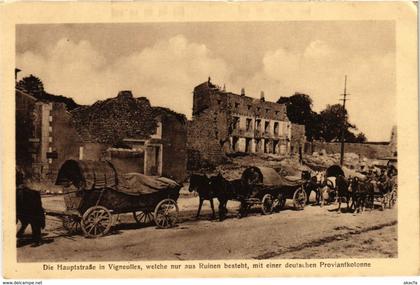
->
[[71, 91, 188, 181], [187, 82, 234, 170], [49, 102, 83, 180], [160, 112, 188, 182], [71, 91, 157, 146], [187, 109, 228, 170]]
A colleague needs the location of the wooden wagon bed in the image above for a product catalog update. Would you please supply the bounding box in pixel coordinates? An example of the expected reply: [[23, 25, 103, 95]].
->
[[53, 159, 181, 238]]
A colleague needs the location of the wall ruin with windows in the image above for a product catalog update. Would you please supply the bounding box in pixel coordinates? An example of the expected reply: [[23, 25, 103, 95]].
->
[[187, 80, 306, 169]]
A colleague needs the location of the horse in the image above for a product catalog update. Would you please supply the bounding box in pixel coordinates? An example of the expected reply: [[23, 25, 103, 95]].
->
[[349, 176, 374, 212], [335, 175, 352, 212], [209, 173, 243, 221], [188, 173, 217, 219], [318, 173, 337, 207], [16, 186, 45, 246]]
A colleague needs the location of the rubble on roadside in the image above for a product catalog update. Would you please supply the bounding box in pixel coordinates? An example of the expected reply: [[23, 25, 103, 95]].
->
[[212, 150, 381, 180]]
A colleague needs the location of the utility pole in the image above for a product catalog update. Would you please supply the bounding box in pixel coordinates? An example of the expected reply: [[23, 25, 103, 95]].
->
[[339, 75, 349, 166]]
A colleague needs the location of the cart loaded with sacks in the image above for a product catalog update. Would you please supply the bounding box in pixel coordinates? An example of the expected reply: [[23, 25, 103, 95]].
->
[[54, 160, 181, 238]]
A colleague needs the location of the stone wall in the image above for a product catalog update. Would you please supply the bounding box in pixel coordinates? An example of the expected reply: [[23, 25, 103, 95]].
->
[[160, 113, 188, 182], [49, 102, 83, 180], [16, 89, 37, 175], [225, 92, 288, 121], [307, 141, 392, 159], [187, 109, 228, 170]]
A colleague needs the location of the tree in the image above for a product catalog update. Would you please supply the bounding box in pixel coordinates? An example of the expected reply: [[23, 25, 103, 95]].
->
[[277, 93, 313, 124], [355, 132, 367, 143], [16, 74, 80, 110], [278, 93, 369, 142], [16, 75, 45, 98], [277, 92, 322, 141], [317, 104, 369, 143]]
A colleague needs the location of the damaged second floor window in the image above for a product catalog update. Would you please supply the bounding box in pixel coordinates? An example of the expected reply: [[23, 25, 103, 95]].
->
[[255, 119, 261, 131], [265, 121, 270, 133], [274, 122, 279, 135], [246, 118, 252, 131], [232, 116, 240, 130]]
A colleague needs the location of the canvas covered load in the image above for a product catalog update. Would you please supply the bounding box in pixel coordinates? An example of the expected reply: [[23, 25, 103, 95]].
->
[[56, 159, 179, 195], [241, 166, 304, 187], [117, 172, 180, 195]]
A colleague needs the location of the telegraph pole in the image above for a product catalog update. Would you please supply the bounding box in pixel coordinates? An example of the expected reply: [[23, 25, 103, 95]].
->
[[339, 75, 349, 166]]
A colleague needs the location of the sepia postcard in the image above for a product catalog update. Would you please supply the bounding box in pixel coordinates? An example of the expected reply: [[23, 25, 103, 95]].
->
[[0, 1, 418, 279]]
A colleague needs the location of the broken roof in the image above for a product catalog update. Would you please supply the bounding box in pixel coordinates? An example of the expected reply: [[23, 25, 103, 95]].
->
[[71, 90, 185, 145]]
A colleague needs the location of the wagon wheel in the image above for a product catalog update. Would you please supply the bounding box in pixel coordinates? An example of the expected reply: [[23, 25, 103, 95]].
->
[[62, 215, 81, 235], [293, 187, 307, 210], [133, 210, 154, 225], [81, 206, 112, 238], [261, 194, 274, 215], [273, 193, 286, 212], [154, 199, 179, 229]]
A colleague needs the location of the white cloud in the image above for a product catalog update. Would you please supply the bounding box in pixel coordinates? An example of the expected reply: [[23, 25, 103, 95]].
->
[[303, 40, 334, 59], [230, 40, 396, 141], [17, 35, 232, 116]]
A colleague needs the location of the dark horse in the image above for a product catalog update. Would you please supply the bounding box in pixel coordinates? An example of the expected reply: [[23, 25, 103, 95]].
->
[[188, 173, 217, 219], [336, 175, 351, 212], [16, 168, 45, 246], [349, 176, 375, 212], [210, 173, 244, 221]]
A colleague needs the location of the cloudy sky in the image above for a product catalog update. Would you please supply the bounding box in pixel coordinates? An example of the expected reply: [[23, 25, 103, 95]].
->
[[16, 22, 395, 141]]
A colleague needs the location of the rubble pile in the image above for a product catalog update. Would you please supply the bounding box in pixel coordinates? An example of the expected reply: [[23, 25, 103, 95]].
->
[[213, 150, 380, 180], [71, 91, 158, 145]]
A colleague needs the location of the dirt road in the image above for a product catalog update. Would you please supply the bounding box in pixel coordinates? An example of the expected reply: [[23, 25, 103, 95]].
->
[[17, 192, 397, 262]]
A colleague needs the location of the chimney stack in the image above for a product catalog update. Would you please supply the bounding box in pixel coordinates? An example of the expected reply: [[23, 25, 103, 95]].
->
[[260, 91, 265, 101], [241, 88, 245, 96], [117, 90, 134, 99]]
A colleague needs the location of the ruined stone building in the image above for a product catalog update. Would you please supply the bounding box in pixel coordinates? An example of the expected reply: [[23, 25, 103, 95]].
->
[[16, 88, 82, 181], [188, 79, 306, 167], [16, 89, 188, 183], [71, 91, 188, 183]]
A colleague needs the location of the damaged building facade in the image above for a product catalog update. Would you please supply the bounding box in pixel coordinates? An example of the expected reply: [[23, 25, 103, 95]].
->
[[71, 91, 188, 183], [17, 89, 188, 183], [188, 79, 306, 167], [16, 88, 82, 181]]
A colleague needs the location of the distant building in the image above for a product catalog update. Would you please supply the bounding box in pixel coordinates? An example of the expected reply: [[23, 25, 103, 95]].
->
[[188, 79, 305, 167], [389, 125, 397, 157]]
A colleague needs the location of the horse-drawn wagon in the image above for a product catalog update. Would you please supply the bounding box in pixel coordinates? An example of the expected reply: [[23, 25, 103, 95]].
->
[[238, 166, 307, 217], [54, 160, 181, 238]]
